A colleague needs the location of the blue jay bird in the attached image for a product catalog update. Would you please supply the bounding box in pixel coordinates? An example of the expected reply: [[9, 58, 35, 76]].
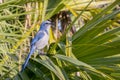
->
[[21, 20, 52, 71]]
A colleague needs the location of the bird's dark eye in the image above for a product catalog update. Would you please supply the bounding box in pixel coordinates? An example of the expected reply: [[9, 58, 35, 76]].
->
[[46, 22, 51, 24]]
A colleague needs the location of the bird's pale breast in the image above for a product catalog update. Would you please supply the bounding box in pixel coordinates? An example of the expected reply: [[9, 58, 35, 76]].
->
[[35, 31, 49, 50]]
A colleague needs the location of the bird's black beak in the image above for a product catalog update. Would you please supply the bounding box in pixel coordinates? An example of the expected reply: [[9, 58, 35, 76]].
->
[[51, 22, 55, 26], [47, 19, 55, 28], [51, 22, 55, 28]]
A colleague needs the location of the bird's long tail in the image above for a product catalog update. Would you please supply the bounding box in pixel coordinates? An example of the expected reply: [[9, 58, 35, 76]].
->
[[21, 46, 36, 72]]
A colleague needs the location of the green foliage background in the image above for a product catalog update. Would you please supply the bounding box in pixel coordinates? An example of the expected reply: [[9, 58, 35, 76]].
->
[[0, 0, 120, 80]]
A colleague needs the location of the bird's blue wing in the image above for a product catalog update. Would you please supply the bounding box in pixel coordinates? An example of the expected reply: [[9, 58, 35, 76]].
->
[[21, 31, 45, 72], [31, 31, 45, 46]]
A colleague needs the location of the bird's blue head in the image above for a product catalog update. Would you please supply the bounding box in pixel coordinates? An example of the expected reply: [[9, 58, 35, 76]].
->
[[40, 20, 52, 31]]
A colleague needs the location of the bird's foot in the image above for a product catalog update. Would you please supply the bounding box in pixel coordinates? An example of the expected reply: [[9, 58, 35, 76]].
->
[[38, 51, 55, 56], [39, 52, 55, 56], [39, 52, 46, 55]]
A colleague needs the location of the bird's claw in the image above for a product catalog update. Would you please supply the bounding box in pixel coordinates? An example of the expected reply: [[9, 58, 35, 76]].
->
[[39, 52, 47, 55], [39, 52, 55, 57]]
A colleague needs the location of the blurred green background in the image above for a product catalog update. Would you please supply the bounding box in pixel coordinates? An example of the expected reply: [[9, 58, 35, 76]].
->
[[0, 0, 120, 80]]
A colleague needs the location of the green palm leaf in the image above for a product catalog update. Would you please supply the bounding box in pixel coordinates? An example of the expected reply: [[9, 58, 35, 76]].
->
[[0, 0, 120, 80]]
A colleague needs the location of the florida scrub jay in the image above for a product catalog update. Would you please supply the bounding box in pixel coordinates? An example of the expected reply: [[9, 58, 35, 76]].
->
[[21, 20, 52, 71]]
